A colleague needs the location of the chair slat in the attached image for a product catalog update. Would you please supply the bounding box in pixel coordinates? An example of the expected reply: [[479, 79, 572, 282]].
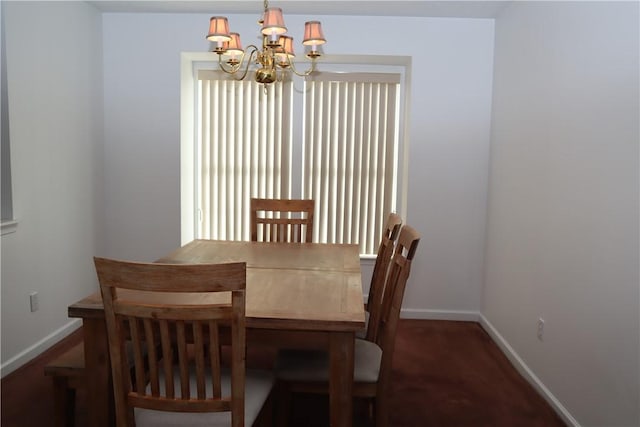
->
[[192, 322, 207, 399], [208, 320, 222, 398], [159, 320, 174, 399], [143, 318, 160, 397], [175, 321, 189, 399], [128, 317, 147, 394]]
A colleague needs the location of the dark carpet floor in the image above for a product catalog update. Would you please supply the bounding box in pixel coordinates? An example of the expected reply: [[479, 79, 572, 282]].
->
[[1, 319, 566, 427]]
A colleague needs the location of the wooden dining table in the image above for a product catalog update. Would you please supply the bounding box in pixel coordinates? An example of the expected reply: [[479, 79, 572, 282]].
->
[[68, 239, 366, 427]]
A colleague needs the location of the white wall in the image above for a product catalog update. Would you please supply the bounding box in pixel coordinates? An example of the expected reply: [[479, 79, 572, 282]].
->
[[1, 1, 104, 374], [0, 0, 494, 377], [101, 13, 495, 319], [484, 2, 639, 426]]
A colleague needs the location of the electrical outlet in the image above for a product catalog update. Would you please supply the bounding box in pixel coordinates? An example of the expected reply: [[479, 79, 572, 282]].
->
[[537, 317, 545, 341], [29, 292, 39, 312]]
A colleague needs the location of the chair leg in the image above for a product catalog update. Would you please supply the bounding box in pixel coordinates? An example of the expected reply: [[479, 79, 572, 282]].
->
[[374, 395, 389, 427], [65, 388, 76, 427], [275, 381, 292, 427], [252, 387, 274, 427], [51, 376, 76, 427], [365, 398, 375, 426]]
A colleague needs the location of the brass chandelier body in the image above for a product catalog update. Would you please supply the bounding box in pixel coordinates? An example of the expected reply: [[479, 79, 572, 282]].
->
[[206, 0, 326, 84]]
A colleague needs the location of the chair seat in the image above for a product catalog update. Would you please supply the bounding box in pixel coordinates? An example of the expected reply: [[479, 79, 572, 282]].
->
[[275, 338, 382, 383], [136, 368, 274, 427]]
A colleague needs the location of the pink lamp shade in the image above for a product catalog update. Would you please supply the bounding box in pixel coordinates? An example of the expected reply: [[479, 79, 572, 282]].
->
[[225, 32, 244, 56], [275, 35, 295, 66], [206, 16, 231, 42], [302, 21, 326, 46], [278, 36, 295, 56], [261, 7, 287, 37]]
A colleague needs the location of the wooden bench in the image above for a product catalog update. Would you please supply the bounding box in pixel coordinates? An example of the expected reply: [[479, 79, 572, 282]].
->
[[42, 339, 163, 426], [44, 343, 85, 427]]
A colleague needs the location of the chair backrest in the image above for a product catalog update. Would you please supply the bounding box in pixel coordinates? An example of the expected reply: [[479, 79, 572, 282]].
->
[[374, 225, 420, 394], [365, 212, 402, 342], [94, 257, 247, 427], [250, 198, 315, 243]]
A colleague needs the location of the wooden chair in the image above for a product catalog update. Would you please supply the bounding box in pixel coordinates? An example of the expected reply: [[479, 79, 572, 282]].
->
[[274, 225, 420, 427], [363, 212, 402, 343], [44, 343, 85, 427], [94, 258, 275, 427], [250, 198, 315, 243]]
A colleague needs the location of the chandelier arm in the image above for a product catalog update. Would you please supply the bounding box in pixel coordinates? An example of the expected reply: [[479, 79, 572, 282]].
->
[[284, 56, 318, 78], [217, 54, 241, 74], [218, 45, 260, 81]]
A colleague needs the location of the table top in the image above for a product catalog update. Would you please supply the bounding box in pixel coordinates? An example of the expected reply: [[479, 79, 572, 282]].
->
[[157, 239, 362, 272], [69, 239, 365, 332]]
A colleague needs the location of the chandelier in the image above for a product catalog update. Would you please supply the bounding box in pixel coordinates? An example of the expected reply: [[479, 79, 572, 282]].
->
[[206, 0, 326, 84]]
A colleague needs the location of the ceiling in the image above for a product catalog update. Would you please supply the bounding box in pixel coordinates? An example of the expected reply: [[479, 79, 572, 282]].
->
[[87, 1, 510, 18]]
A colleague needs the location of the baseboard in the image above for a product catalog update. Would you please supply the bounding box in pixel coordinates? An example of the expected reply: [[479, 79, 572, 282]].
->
[[478, 314, 581, 427], [400, 308, 481, 322], [0, 319, 82, 378]]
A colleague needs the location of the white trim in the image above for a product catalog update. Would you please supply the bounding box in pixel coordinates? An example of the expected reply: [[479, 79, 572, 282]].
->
[[399, 57, 411, 222], [479, 314, 581, 427], [0, 319, 81, 378], [180, 52, 199, 245], [0, 219, 18, 235], [400, 308, 481, 322], [396, 310, 581, 426]]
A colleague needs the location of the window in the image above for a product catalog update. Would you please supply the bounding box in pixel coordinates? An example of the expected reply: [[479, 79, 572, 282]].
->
[[182, 54, 410, 256], [1, 3, 17, 235]]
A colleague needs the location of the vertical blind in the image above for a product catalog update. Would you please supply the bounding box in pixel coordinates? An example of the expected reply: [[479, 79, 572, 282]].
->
[[195, 70, 401, 255], [303, 72, 400, 255], [197, 70, 293, 241]]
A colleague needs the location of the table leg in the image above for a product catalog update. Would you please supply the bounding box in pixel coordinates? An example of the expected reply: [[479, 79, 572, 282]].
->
[[329, 331, 355, 427], [82, 318, 113, 427]]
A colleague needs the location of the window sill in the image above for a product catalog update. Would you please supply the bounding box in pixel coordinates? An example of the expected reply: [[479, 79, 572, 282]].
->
[[359, 254, 376, 263], [1, 219, 18, 236]]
